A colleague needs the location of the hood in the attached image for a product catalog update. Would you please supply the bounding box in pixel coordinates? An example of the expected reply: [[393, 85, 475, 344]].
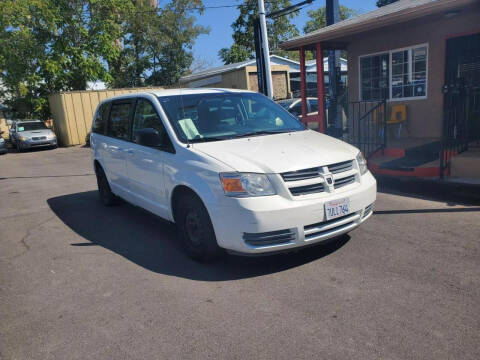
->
[[19, 129, 53, 137], [193, 130, 359, 173]]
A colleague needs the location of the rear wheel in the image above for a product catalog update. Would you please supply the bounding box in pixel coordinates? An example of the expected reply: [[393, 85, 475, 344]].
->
[[176, 194, 223, 262], [95, 165, 119, 206]]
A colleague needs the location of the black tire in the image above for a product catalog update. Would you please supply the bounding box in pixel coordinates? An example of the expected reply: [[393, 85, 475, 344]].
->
[[176, 193, 223, 262], [95, 165, 119, 206]]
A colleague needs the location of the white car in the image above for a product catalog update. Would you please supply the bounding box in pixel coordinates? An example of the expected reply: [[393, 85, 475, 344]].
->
[[90, 89, 376, 261]]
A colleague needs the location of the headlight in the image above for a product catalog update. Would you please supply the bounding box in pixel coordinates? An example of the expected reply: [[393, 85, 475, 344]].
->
[[47, 132, 56, 140], [356, 151, 368, 175], [19, 135, 29, 141], [219, 172, 276, 197]]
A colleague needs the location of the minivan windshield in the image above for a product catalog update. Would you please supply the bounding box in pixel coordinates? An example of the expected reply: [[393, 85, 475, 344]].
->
[[17, 122, 47, 131], [158, 92, 305, 143]]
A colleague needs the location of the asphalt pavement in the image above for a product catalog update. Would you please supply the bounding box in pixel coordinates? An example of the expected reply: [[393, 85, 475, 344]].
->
[[1, 147, 479, 360]]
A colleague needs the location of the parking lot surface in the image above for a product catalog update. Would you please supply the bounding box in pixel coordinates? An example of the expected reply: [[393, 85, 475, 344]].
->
[[1, 147, 479, 360]]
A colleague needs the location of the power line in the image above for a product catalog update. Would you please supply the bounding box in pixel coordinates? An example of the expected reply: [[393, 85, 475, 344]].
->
[[133, 1, 310, 13]]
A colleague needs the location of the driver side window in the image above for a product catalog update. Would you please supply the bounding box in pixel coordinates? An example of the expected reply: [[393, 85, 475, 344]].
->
[[133, 98, 173, 151]]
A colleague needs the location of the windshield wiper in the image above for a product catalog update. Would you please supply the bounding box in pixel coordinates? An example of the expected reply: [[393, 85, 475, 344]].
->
[[188, 130, 297, 143], [232, 130, 293, 138], [189, 136, 235, 143]]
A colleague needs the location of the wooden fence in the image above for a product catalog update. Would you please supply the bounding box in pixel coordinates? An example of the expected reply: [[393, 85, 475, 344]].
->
[[48, 87, 164, 146]]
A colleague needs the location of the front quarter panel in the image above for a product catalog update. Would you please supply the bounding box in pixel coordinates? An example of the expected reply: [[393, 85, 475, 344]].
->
[[163, 146, 234, 222]]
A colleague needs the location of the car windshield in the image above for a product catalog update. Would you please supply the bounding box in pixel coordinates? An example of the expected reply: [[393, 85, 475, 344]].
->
[[17, 122, 47, 131], [158, 92, 305, 143], [277, 99, 295, 110]]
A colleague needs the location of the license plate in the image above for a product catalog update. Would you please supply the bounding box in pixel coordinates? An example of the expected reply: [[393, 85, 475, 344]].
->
[[325, 198, 350, 221]]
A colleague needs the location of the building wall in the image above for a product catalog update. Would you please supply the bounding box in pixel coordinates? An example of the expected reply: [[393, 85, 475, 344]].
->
[[185, 65, 291, 100], [347, 8, 480, 139], [184, 68, 248, 92], [48, 87, 163, 146], [246, 65, 291, 99]]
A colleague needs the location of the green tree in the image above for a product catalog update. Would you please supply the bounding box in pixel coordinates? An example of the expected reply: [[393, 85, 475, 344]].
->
[[376, 0, 399, 7], [0, 0, 131, 119], [218, 44, 252, 65], [0, 0, 208, 119], [219, 0, 299, 64], [146, 0, 209, 86], [303, 6, 357, 34], [109, 0, 209, 88]]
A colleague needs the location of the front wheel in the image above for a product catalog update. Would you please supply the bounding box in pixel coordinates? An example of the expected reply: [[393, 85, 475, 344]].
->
[[95, 166, 119, 206], [176, 194, 223, 262]]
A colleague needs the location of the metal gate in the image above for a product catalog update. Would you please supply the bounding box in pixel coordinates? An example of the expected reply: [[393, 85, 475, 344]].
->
[[344, 100, 387, 159], [441, 33, 480, 177]]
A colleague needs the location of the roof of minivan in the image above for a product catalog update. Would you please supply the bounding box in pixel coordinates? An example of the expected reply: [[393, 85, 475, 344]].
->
[[102, 88, 253, 102]]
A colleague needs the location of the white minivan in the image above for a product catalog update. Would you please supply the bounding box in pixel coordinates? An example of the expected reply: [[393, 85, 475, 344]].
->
[[90, 89, 376, 260]]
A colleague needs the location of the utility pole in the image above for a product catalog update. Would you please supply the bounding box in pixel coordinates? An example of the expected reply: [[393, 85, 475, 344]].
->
[[326, 0, 342, 137], [257, 0, 273, 99], [254, 0, 314, 99]]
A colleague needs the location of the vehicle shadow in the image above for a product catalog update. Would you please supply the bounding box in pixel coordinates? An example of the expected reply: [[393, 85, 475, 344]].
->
[[47, 191, 350, 281]]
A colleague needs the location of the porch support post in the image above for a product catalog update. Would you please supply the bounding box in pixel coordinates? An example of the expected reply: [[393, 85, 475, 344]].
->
[[299, 46, 308, 119], [316, 42, 326, 133]]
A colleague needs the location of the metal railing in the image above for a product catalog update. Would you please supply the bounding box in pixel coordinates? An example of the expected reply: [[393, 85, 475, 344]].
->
[[440, 84, 479, 178], [343, 100, 387, 159]]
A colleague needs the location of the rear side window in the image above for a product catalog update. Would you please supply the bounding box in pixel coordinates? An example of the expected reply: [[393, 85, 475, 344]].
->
[[92, 102, 109, 134], [107, 101, 133, 140]]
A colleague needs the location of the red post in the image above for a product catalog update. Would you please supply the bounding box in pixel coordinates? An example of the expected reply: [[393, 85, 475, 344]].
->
[[299, 46, 308, 119], [316, 42, 326, 133]]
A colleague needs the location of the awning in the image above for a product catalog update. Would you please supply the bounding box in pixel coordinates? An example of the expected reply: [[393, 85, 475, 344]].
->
[[280, 0, 477, 50]]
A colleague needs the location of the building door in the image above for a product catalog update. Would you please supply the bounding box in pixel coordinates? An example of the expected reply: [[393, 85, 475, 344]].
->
[[441, 33, 480, 176]]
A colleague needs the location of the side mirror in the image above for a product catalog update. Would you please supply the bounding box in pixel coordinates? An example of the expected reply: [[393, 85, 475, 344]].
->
[[134, 128, 163, 147]]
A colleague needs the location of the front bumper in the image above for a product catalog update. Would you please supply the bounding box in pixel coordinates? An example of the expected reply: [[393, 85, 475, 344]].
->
[[208, 171, 377, 254], [19, 139, 57, 149]]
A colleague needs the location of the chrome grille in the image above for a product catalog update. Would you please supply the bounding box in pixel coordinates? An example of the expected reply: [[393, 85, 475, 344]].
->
[[281, 160, 354, 182], [290, 183, 325, 196], [334, 175, 355, 189], [243, 229, 295, 246], [281, 167, 321, 182], [281, 160, 356, 197], [32, 136, 47, 141], [304, 212, 360, 241], [328, 160, 353, 174]]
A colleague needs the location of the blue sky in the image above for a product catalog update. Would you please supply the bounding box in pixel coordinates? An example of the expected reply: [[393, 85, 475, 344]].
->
[[189, 0, 378, 67]]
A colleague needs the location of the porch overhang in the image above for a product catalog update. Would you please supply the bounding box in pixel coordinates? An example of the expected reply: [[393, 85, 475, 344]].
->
[[280, 0, 478, 51]]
